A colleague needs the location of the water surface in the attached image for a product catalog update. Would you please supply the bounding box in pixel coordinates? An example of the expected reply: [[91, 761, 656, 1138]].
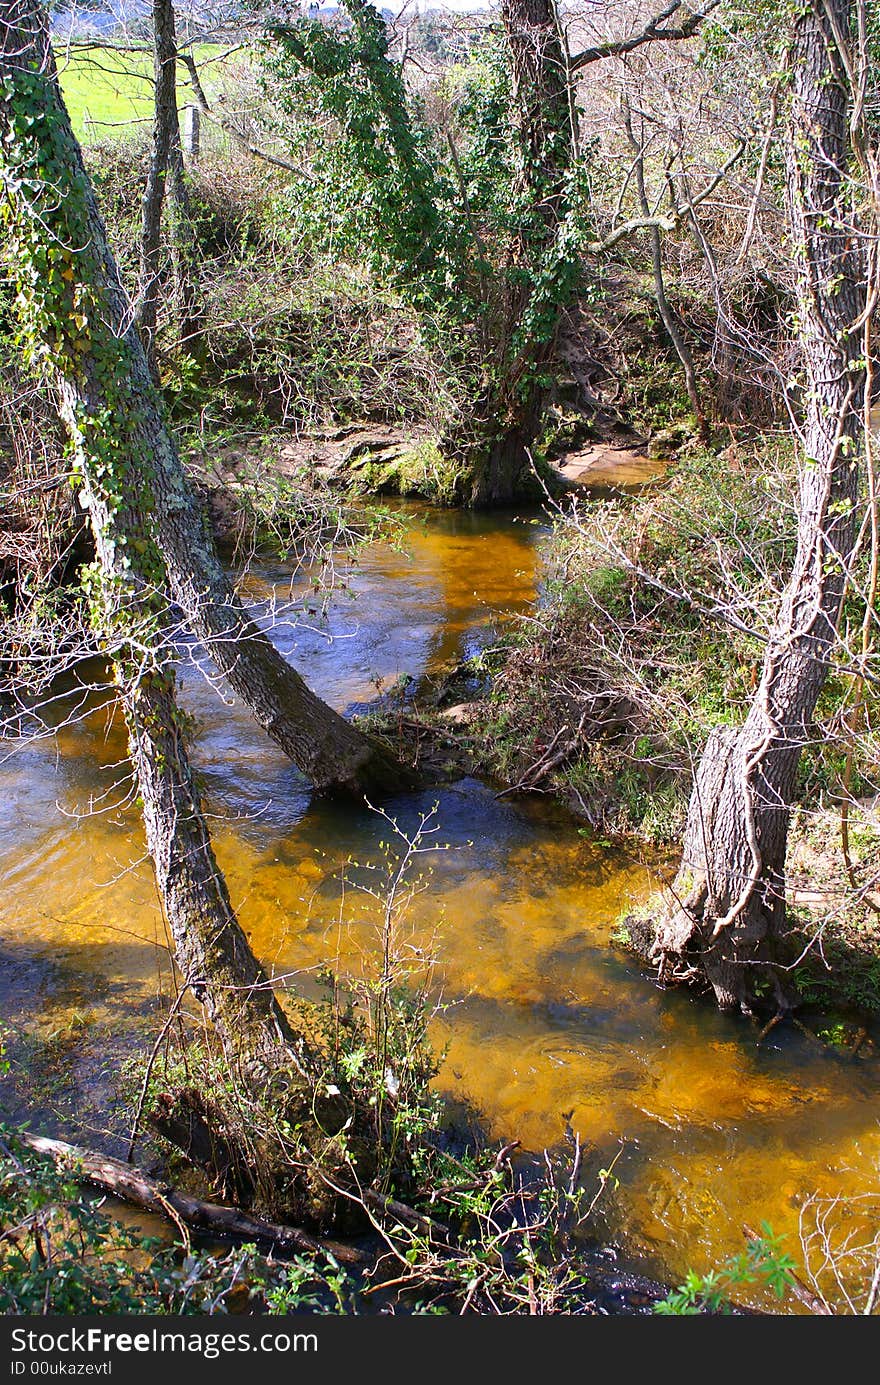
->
[[2, 501, 878, 1303]]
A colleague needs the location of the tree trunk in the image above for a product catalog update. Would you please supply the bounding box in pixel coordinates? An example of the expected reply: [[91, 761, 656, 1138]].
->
[[0, 0, 410, 798], [502, 0, 571, 233], [138, 0, 203, 370], [650, 0, 866, 1012], [462, 0, 573, 507], [19, 1132, 365, 1265], [126, 666, 306, 1078], [137, 0, 178, 374], [1, 1, 310, 1082], [465, 392, 543, 506]]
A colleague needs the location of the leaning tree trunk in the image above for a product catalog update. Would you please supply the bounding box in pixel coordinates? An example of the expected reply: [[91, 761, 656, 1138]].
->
[[463, 0, 574, 508], [0, 0, 410, 798], [122, 661, 305, 1091], [649, 0, 866, 1012], [0, 2, 308, 1082], [1, 0, 371, 1224]]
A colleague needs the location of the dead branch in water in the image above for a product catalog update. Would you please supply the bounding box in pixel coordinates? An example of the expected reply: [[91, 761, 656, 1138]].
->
[[18, 1131, 365, 1267]]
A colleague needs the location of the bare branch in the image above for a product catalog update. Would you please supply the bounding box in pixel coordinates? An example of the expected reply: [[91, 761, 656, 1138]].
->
[[569, 0, 721, 71], [588, 139, 746, 252]]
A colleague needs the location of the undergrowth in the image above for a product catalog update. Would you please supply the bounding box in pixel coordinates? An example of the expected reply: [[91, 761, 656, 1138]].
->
[[477, 442, 880, 848]]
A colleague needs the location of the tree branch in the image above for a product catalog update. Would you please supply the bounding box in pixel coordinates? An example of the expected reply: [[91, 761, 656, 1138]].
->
[[179, 52, 311, 180], [569, 0, 721, 71], [588, 139, 745, 252]]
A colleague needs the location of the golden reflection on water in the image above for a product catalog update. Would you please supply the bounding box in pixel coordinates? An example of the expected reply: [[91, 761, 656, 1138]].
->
[[2, 504, 880, 1299]]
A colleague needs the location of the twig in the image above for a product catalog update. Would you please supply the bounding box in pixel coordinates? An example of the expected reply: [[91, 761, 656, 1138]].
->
[[126, 984, 190, 1163]]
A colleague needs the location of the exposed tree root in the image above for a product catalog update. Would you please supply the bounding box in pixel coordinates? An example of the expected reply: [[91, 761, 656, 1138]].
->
[[625, 870, 798, 1018]]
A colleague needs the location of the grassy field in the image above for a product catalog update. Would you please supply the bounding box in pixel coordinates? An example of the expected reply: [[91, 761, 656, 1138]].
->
[[54, 44, 230, 142]]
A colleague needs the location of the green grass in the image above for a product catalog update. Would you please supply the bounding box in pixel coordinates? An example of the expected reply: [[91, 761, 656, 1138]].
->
[[54, 44, 230, 142]]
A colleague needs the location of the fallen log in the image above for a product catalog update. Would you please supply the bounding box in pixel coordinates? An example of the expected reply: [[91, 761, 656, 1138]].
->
[[18, 1132, 366, 1267], [16, 1133, 765, 1313]]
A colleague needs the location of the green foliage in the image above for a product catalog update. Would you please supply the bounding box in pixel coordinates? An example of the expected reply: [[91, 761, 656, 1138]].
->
[[655, 1224, 796, 1314], [475, 446, 800, 840], [0, 1114, 604, 1316], [443, 39, 515, 252], [375, 1136, 603, 1315], [253, 1252, 358, 1314], [348, 439, 465, 503], [625, 348, 697, 436], [264, 3, 462, 314], [788, 913, 880, 1015], [195, 262, 452, 432], [259, 4, 591, 469], [610, 918, 632, 946], [77, 131, 454, 435], [700, 0, 794, 75]]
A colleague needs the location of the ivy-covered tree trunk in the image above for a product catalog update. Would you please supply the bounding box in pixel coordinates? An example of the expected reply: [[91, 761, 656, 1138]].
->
[[648, 0, 866, 1012], [1, 0, 374, 1225], [270, 0, 574, 509], [463, 0, 575, 507], [0, 0, 410, 798], [0, 0, 310, 1081]]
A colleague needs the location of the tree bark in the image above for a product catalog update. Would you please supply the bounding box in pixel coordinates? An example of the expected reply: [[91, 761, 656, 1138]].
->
[[137, 0, 177, 374], [465, 0, 721, 503], [137, 0, 200, 358], [0, 0, 410, 798], [18, 1132, 365, 1265], [166, 134, 201, 348], [464, 393, 543, 507], [650, 0, 866, 1011], [461, 0, 573, 508]]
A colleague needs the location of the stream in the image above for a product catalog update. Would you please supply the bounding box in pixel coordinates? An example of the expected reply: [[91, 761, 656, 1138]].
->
[[2, 498, 880, 1306]]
